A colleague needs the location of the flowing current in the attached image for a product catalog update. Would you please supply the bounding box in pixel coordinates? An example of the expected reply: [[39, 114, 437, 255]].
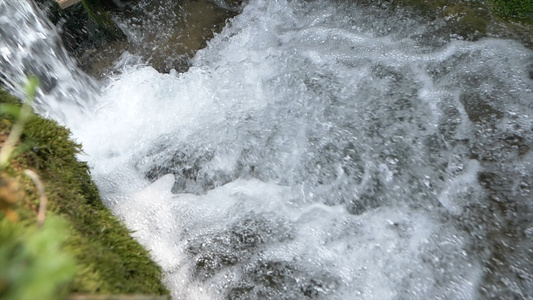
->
[[1, 0, 533, 299]]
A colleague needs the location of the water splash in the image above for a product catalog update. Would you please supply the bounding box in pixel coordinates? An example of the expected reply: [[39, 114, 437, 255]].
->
[[0, 0, 98, 122]]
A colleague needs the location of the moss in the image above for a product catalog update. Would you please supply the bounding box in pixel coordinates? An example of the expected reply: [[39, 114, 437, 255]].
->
[[81, 0, 127, 41], [488, 0, 533, 21], [402, 0, 450, 18], [0, 87, 168, 296], [443, 2, 490, 37], [362, 0, 533, 22], [398, 0, 533, 24]]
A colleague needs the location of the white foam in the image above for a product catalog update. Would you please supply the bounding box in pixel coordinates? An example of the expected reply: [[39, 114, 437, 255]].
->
[[67, 1, 533, 297]]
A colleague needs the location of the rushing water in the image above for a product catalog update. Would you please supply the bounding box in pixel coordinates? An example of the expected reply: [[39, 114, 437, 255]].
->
[[1, 0, 533, 299]]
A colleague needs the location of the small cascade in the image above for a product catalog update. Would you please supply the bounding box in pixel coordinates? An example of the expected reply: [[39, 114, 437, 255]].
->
[[0, 0, 98, 122]]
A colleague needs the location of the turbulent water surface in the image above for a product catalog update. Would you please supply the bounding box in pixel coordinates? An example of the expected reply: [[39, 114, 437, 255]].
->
[[1, 0, 533, 299]]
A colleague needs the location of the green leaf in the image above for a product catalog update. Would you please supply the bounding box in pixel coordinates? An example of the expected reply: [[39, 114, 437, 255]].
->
[[0, 104, 21, 119]]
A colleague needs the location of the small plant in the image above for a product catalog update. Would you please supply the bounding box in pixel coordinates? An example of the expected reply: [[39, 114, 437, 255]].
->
[[0, 76, 41, 222], [0, 76, 39, 169], [0, 216, 76, 300]]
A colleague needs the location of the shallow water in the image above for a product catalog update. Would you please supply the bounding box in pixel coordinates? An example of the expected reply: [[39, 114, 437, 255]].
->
[[1, 0, 532, 299]]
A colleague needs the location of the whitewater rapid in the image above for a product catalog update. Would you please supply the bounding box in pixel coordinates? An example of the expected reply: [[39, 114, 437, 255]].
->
[[2, 0, 532, 299]]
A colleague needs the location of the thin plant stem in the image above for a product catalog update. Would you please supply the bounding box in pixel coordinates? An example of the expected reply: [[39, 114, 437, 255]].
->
[[24, 169, 48, 227], [0, 76, 39, 169]]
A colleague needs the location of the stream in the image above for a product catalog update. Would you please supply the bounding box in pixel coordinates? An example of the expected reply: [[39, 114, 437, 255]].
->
[[1, 0, 532, 299]]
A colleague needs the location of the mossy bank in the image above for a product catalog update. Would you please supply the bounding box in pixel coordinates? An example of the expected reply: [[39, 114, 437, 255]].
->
[[0, 87, 169, 299]]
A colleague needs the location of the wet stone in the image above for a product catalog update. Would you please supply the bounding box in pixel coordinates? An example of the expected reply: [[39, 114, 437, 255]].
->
[[460, 92, 503, 124], [185, 214, 294, 279], [227, 261, 338, 300], [73, 0, 239, 77]]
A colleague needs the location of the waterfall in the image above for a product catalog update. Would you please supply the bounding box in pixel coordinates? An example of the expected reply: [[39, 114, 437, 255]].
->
[[0, 0, 99, 122], [1, 0, 532, 299]]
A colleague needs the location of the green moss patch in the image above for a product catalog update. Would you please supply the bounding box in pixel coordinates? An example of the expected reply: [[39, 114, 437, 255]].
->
[[81, 0, 126, 41], [489, 0, 533, 20], [0, 87, 168, 298]]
